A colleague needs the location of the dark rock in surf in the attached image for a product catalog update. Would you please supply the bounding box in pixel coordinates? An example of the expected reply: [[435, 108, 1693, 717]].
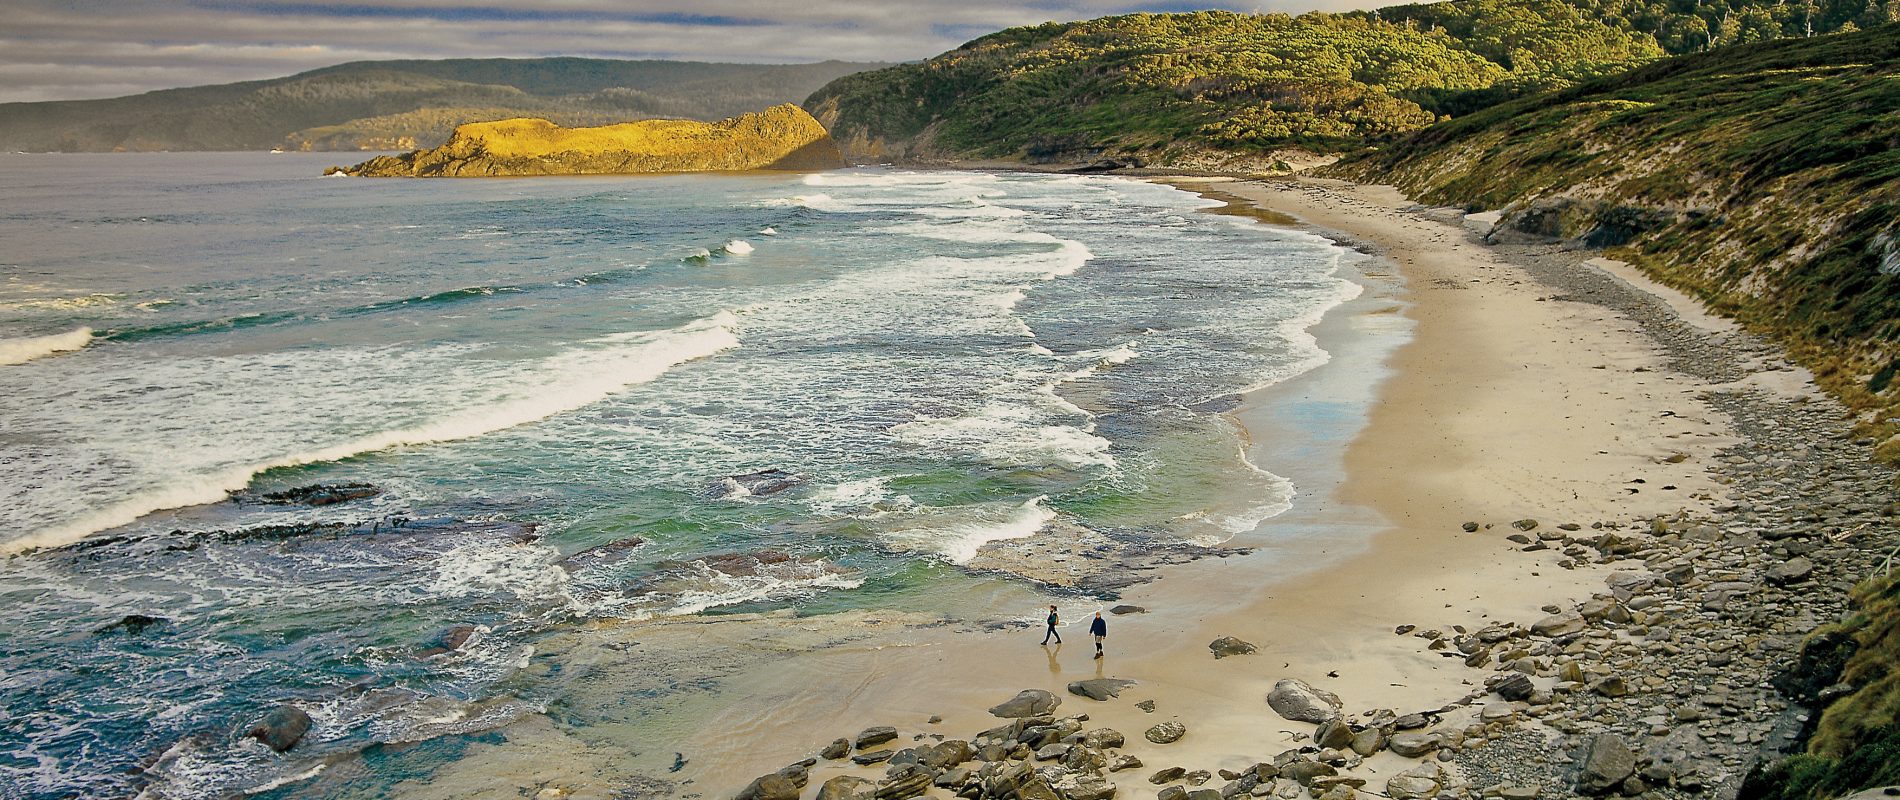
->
[[247, 704, 312, 752], [250, 482, 381, 507], [96, 613, 166, 635], [705, 469, 804, 499], [420, 623, 479, 657], [557, 537, 647, 573]]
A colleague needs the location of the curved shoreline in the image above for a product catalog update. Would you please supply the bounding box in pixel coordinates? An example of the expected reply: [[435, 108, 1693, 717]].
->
[[377, 173, 1888, 800]]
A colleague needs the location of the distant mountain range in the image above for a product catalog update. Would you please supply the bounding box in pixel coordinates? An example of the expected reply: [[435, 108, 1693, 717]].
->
[[0, 58, 887, 153]]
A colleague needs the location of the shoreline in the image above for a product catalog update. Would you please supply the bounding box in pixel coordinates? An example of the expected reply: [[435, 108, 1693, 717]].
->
[[380, 172, 1892, 800]]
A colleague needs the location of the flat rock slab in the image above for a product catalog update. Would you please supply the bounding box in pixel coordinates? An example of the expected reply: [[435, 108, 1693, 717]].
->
[[989, 688, 1061, 718], [1068, 678, 1137, 701]]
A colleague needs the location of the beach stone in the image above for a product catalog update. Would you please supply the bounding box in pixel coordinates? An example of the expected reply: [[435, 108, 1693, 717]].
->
[[857, 726, 899, 749], [822, 738, 850, 759], [1145, 721, 1187, 744], [990, 689, 1062, 718], [1209, 637, 1258, 659], [1576, 735, 1637, 795], [247, 704, 312, 753], [1512, 519, 1539, 531], [1315, 719, 1355, 750], [1055, 774, 1117, 800], [1386, 763, 1445, 800], [921, 740, 973, 769], [1150, 767, 1188, 785], [1387, 732, 1437, 759], [1136, 700, 1157, 713], [1462, 521, 1480, 532], [1083, 728, 1126, 749], [852, 750, 895, 765], [934, 769, 971, 790], [1187, 791, 1222, 800], [1266, 679, 1342, 723], [739, 774, 803, 800], [1158, 787, 1189, 800], [1110, 605, 1147, 615], [1069, 678, 1137, 701], [1531, 613, 1586, 637], [817, 776, 876, 800], [1498, 786, 1540, 800], [1489, 673, 1536, 702], [1766, 556, 1815, 585], [1393, 713, 1430, 730], [877, 765, 933, 800], [1350, 727, 1386, 756], [1110, 754, 1143, 772], [1280, 762, 1337, 786], [1036, 743, 1069, 761]]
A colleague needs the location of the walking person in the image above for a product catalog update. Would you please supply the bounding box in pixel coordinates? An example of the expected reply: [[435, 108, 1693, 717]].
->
[[1041, 605, 1062, 645], [1089, 612, 1106, 659]]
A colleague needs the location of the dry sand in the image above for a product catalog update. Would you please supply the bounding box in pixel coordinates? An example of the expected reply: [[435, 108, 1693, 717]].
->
[[406, 176, 1755, 799]]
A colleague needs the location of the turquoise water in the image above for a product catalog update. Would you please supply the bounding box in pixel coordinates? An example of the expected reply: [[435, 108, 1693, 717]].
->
[[0, 154, 1360, 798]]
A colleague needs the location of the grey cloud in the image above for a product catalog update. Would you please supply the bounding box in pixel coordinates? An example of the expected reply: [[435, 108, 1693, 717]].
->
[[0, 0, 1371, 103]]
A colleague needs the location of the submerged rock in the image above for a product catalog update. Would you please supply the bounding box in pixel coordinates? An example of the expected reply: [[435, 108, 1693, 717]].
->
[[344, 105, 843, 177], [246, 704, 312, 752], [705, 469, 805, 499], [95, 613, 166, 635], [557, 537, 646, 573], [249, 482, 381, 507]]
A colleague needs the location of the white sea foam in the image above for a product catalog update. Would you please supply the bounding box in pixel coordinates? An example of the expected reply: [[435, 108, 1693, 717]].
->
[[2, 313, 741, 555], [759, 226, 777, 236], [0, 327, 93, 365], [892, 405, 1112, 470], [885, 496, 1056, 564], [722, 240, 754, 255]]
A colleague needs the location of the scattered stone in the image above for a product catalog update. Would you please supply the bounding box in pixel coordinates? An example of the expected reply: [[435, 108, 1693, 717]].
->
[[1069, 678, 1138, 701], [1765, 556, 1815, 585], [1489, 673, 1536, 702], [1110, 605, 1147, 615], [1145, 721, 1187, 744], [1266, 679, 1342, 723], [1462, 521, 1481, 532], [1511, 519, 1539, 531], [1136, 700, 1157, 713], [1529, 613, 1586, 638], [989, 689, 1061, 718], [1150, 767, 1188, 785], [821, 738, 850, 759], [1575, 735, 1637, 795], [1388, 732, 1438, 759], [1209, 637, 1257, 659], [1315, 718, 1355, 751], [857, 726, 899, 749], [738, 774, 801, 800], [851, 749, 895, 766], [1386, 763, 1445, 800], [817, 776, 876, 800]]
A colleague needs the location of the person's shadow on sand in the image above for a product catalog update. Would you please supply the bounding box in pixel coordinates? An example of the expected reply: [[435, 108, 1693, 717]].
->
[[1045, 643, 1062, 674]]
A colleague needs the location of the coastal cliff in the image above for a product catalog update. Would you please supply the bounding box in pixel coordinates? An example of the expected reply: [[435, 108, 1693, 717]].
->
[[340, 103, 843, 176]]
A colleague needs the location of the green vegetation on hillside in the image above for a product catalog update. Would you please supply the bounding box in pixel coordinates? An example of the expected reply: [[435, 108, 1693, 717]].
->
[[1329, 25, 1900, 458], [1742, 569, 1900, 800], [802, 0, 1879, 165], [0, 58, 885, 152]]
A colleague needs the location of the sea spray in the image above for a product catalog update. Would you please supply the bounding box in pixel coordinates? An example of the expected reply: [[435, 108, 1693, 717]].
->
[[0, 327, 92, 365]]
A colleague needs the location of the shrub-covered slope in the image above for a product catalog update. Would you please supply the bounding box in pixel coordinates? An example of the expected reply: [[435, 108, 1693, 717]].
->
[[1331, 25, 1900, 456], [0, 58, 884, 153], [801, 0, 1886, 166]]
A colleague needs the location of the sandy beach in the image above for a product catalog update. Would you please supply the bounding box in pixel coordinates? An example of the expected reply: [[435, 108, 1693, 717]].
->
[[387, 172, 1805, 800]]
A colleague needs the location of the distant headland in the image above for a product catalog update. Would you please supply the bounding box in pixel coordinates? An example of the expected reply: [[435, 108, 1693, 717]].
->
[[336, 104, 843, 177]]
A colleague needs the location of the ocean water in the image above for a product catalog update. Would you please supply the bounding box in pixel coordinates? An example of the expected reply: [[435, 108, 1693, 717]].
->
[[0, 154, 1362, 798]]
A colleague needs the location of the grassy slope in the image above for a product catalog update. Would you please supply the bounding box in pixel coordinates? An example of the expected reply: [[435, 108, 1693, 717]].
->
[[0, 59, 884, 152], [1329, 26, 1900, 455]]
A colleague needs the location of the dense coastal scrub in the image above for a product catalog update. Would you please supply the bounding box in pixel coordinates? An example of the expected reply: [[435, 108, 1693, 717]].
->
[[801, 0, 1887, 165], [1327, 26, 1900, 463], [0, 58, 884, 152]]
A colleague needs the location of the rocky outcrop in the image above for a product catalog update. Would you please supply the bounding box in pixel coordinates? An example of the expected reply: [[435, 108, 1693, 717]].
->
[[247, 704, 312, 752], [341, 104, 842, 177]]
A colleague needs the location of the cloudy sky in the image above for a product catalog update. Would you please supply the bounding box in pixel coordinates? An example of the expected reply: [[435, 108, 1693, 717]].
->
[[0, 0, 1372, 103]]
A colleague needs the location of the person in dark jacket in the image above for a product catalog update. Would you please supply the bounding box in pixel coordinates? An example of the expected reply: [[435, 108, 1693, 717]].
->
[[1042, 605, 1062, 645], [1089, 612, 1107, 658]]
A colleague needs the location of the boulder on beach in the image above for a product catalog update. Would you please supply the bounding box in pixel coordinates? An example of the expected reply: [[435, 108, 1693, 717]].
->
[[1144, 721, 1186, 744], [1266, 678, 1342, 723], [989, 689, 1061, 718], [1068, 678, 1137, 701], [855, 725, 899, 749], [1208, 636, 1257, 658], [1576, 734, 1637, 795]]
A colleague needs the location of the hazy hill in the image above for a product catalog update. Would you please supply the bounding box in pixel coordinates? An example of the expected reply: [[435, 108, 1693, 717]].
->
[[1330, 25, 1899, 451], [0, 58, 886, 152], [803, 0, 1887, 166]]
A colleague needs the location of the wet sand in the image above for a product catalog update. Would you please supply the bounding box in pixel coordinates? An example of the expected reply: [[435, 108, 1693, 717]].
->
[[397, 175, 1749, 800]]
